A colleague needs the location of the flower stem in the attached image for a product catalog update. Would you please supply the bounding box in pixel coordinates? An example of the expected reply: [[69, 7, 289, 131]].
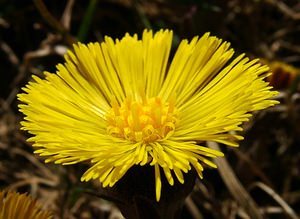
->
[[99, 165, 197, 219]]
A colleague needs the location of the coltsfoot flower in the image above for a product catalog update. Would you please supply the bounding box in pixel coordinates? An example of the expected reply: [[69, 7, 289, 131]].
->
[[0, 190, 52, 219], [267, 60, 299, 89], [18, 29, 278, 201]]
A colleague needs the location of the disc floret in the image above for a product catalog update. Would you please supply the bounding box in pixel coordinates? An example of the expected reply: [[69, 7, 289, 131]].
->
[[107, 96, 178, 143]]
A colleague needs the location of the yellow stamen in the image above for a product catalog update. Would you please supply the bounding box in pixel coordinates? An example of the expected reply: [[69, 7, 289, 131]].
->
[[107, 96, 178, 143]]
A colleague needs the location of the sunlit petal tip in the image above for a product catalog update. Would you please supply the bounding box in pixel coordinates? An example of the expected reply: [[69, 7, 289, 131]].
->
[[80, 176, 87, 182], [44, 159, 52, 164], [54, 160, 62, 164], [155, 164, 162, 201], [218, 151, 225, 157]]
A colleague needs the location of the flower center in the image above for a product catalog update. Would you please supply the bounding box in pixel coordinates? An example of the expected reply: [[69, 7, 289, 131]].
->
[[106, 96, 178, 143]]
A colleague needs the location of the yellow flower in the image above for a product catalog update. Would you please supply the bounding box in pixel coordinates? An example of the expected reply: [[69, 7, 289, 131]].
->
[[0, 190, 52, 219], [267, 60, 299, 89], [18, 29, 278, 201]]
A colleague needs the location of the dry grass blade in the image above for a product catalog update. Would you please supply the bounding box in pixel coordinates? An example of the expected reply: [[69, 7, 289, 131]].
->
[[12, 147, 58, 181], [276, 1, 300, 20], [33, 0, 76, 45], [185, 196, 204, 219], [0, 41, 19, 65], [61, 0, 75, 30], [250, 182, 300, 219], [207, 141, 264, 219]]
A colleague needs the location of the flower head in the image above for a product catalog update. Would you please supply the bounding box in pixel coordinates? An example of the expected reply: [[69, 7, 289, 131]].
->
[[0, 190, 52, 219], [18, 29, 278, 201], [267, 60, 299, 89]]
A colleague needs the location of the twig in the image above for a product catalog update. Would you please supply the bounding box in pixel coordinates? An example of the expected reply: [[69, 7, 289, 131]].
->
[[0, 41, 19, 65], [233, 150, 273, 186], [61, 0, 75, 30], [185, 196, 204, 219], [33, 0, 76, 45], [12, 147, 58, 182], [266, 0, 300, 20], [260, 206, 283, 214], [276, 1, 300, 20], [249, 182, 299, 219], [7, 176, 57, 191], [280, 41, 300, 54], [207, 141, 264, 219], [0, 17, 9, 28]]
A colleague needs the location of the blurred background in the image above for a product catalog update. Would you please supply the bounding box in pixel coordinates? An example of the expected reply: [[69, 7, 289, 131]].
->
[[0, 0, 300, 218]]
